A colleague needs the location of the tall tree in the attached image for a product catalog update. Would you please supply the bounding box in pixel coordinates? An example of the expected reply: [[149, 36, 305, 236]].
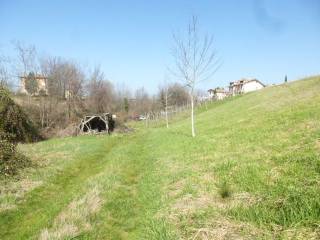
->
[[0, 55, 10, 87], [124, 97, 129, 113], [134, 87, 152, 115], [164, 83, 169, 128], [167, 83, 189, 106], [25, 72, 38, 95], [171, 16, 220, 137], [39, 56, 86, 127], [87, 67, 115, 114], [158, 77, 172, 129], [13, 41, 38, 76]]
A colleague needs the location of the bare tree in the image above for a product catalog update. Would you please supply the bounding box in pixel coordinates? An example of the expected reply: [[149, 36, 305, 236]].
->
[[37, 56, 86, 128], [86, 67, 115, 114], [164, 83, 169, 128], [13, 41, 38, 76], [171, 16, 220, 137], [158, 81, 190, 128], [0, 55, 10, 87], [158, 77, 171, 128], [114, 82, 131, 114], [168, 82, 189, 106], [40, 56, 65, 97], [134, 87, 152, 115]]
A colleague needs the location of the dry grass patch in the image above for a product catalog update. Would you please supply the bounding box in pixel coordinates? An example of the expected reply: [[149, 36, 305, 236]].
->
[[170, 194, 213, 216], [281, 227, 320, 240], [189, 218, 263, 240], [170, 191, 259, 217], [39, 187, 103, 240], [27, 151, 75, 167], [162, 189, 262, 239], [267, 166, 282, 184], [231, 192, 261, 207], [0, 179, 42, 212], [167, 179, 186, 198]]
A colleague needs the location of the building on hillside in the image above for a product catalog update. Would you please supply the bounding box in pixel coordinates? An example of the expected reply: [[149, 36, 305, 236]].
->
[[229, 78, 265, 96], [19, 74, 48, 96], [197, 95, 211, 102], [64, 89, 72, 99], [208, 87, 229, 100]]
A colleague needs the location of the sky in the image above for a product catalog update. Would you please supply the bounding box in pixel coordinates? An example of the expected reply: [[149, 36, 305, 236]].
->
[[0, 0, 319, 93]]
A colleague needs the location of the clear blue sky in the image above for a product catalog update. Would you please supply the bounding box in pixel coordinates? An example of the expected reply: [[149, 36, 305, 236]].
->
[[0, 0, 319, 93]]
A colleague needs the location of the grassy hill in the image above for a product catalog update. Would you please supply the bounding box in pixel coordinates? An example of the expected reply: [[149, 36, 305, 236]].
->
[[0, 76, 319, 239]]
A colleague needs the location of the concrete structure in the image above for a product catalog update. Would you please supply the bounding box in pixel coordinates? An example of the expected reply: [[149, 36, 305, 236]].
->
[[78, 113, 115, 135], [229, 79, 265, 96], [20, 74, 48, 95], [208, 88, 229, 100]]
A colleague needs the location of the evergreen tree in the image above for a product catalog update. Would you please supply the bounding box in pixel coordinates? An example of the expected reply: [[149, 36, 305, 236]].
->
[[159, 89, 166, 110], [124, 97, 129, 113], [25, 72, 38, 95], [285, 75, 288, 83]]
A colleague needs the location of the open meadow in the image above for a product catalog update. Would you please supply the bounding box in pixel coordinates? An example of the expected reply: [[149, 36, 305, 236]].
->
[[1, 76, 320, 239]]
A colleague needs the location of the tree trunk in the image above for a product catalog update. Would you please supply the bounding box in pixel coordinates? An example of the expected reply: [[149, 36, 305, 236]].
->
[[190, 91, 195, 137], [165, 90, 169, 129], [145, 113, 148, 128]]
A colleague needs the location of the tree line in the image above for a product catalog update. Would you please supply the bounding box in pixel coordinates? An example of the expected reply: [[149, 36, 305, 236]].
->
[[0, 42, 190, 136], [1, 16, 219, 138]]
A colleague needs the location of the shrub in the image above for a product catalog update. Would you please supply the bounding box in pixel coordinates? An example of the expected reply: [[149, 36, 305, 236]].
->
[[0, 86, 36, 176], [24, 72, 39, 96], [0, 133, 30, 176], [0, 86, 41, 143]]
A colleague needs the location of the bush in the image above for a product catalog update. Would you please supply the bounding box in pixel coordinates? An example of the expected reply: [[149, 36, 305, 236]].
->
[[0, 86, 41, 143], [0, 87, 35, 176], [0, 133, 30, 176]]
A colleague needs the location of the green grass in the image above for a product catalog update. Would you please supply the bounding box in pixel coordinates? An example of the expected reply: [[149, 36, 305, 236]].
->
[[1, 76, 320, 239]]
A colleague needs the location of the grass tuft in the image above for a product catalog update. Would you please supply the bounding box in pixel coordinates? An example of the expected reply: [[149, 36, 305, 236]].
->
[[217, 180, 232, 199]]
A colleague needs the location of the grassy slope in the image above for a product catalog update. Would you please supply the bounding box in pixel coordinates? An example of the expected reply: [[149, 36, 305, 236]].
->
[[0, 76, 319, 239]]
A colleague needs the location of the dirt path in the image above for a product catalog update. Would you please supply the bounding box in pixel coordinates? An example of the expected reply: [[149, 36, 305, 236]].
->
[[0, 138, 118, 239], [0, 132, 166, 240]]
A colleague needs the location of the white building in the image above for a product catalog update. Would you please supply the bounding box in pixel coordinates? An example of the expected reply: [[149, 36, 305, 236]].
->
[[208, 88, 229, 100], [20, 74, 48, 95], [229, 79, 265, 96]]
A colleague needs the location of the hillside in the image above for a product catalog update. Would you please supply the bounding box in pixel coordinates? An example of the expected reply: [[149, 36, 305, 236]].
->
[[0, 76, 319, 239]]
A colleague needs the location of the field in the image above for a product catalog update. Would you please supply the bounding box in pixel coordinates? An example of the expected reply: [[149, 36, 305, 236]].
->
[[1, 76, 320, 239]]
